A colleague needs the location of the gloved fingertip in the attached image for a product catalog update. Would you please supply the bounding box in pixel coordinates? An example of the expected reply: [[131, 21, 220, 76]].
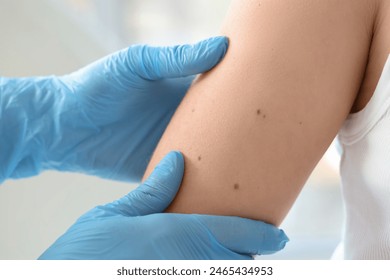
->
[[208, 35, 229, 57], [147, 150, 184, 192], [278, 229, 289, 250], [258, 228, 289, 254], [152, 150, 184, 176], [121, 151, 184, 215], [200, 35, 229, 63]]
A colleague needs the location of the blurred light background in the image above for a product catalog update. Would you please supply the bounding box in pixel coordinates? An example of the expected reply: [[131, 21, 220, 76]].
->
[[0, 0, 343, 259]]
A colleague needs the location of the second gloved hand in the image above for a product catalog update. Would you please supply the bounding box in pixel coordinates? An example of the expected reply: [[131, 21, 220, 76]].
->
[[38, 151, 288, 260], [0, 37, 228, 183]]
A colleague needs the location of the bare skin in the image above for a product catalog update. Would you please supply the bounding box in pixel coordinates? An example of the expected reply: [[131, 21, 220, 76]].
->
[[143, 0, 390, 226]]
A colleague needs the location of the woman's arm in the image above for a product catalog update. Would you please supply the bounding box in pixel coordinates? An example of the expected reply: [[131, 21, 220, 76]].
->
[[143, 0, 377, 226]]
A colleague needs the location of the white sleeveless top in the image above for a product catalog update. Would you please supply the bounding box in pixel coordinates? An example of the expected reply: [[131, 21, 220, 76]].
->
[[337, 54, 390, 259]]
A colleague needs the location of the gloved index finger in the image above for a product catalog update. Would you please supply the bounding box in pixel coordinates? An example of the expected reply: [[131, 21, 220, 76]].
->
[[126, 36, 229, 80]]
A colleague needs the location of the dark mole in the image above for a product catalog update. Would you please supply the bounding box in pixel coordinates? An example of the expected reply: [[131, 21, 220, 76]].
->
[[257, 109, 261, 115], [233, 183, 240, 190], [198, 156, 202, 161]]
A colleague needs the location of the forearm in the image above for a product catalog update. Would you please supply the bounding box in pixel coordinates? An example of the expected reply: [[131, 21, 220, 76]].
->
[[143, 0, 375, 225]]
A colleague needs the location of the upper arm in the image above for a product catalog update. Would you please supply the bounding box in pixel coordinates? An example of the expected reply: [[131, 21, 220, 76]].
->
[[144, 0, 378, 225]]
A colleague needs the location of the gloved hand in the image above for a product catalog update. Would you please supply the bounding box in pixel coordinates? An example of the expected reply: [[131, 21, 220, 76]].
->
[[38, 151, 288, 260], [0, 37, 228, 183]]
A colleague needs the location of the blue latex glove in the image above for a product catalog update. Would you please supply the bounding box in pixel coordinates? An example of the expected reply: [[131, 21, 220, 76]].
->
[[0, 37, 228, 183], [39, 151, 288, 260]]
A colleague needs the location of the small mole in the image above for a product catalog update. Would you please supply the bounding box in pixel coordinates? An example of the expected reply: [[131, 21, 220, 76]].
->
[[198, 156, 202, 161], [299, 121, 303, 125], [263, 114, 266, 119], [257, 109, 261, 115], [192, 109, 195, 113], [233, 183, 240, 190]]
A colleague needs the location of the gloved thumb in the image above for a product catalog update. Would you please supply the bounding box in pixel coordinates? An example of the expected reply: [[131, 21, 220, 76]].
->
[[107, 151, 184, 216], [199, 215, 289, 256], [127, 36, 229, 80]]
